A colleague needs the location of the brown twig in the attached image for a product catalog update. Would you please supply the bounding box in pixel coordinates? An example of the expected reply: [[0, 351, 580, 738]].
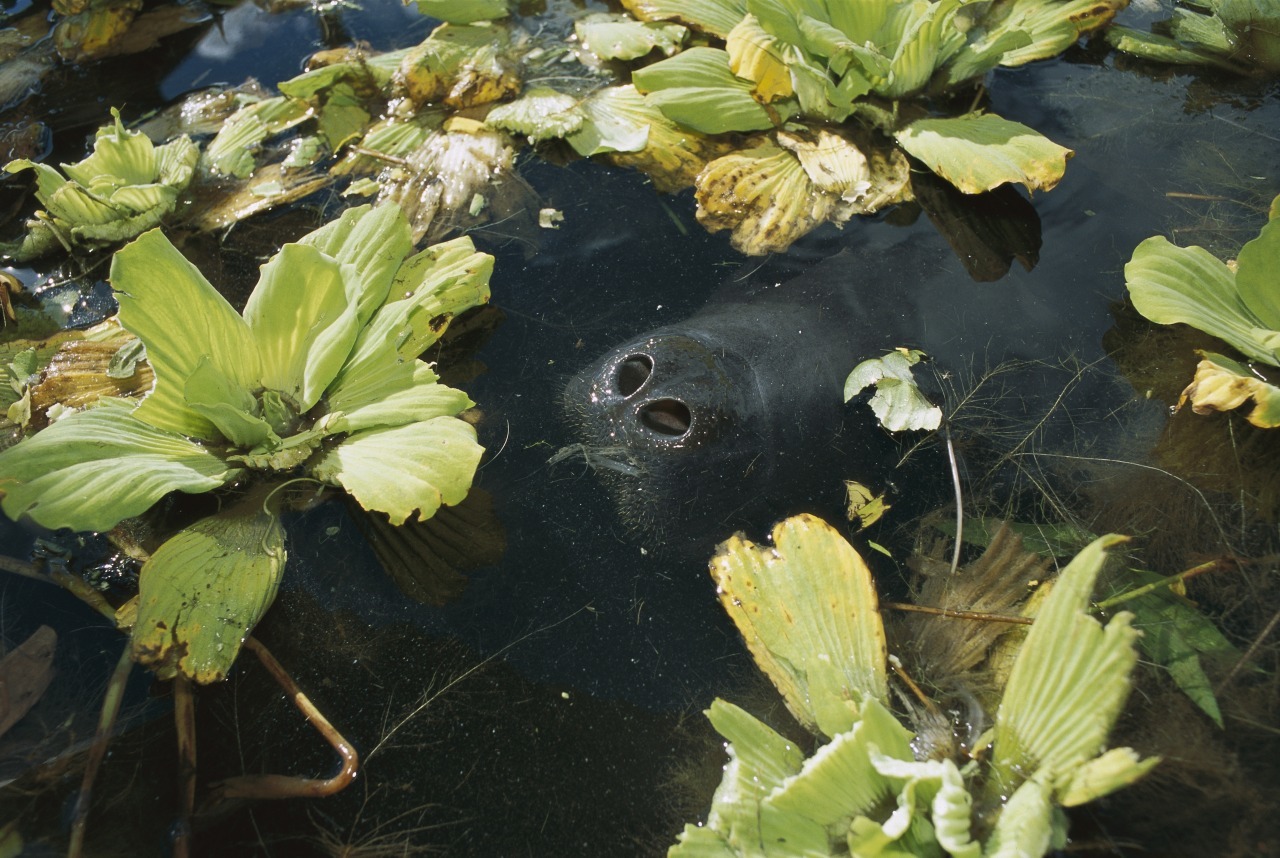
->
[[206, 636, 358, 802], [883, 601, 1033, 626], [1215, 603, 1280, 696]]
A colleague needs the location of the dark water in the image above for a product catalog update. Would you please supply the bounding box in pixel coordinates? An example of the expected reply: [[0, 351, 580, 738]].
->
[[1, 0, 1278, 855]]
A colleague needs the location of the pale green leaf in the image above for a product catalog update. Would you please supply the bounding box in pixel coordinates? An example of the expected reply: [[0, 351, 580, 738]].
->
[[112, 229, 262, 440], [5, 160, 70, 208], [486, 88, 585, 143], [1125, 235, 1278, 366], [1059, 748, 1161, 807], [983, 777, 1059, 858], [933, 758, 980, 858], [565, 85, 652, 156], [621, 0, 748, 38], [766, 698, 911, 824], [880, 0, 968, 98], [321, 365, 472, 435], [316, 83, 370, 152], [0, 400, 238, 532], [1180, 350, 1280, 428], [415, 0, 510, 22], [710, 513, 889, 737], [311, 416, 483, 524], [106, 183, 178, 215], [1106, 26, 1240, 69], [576, 13, 686, 60], [42, 182, 120, 226], [633, 47, 779, 133], [204, 96, 309, 179], [701, 699, 828, 855], [944, 28, 1034, 85], [325, 236, 492, 411], [298, 203, 414, 326], [1234, 216, 1280, 331], [184, 355, 274, 449], [844, 348, 942, 432], [895, 114, 1073, 195], [61, 110, 155, 189], [668, 824, 736, 857], [990, 534, 1149, 796], [131, 501, 285, 683], [155, 134, 199, 188], [242, 243, 360, 413], [989, 0, 1123, 67], [1169, 7, 1234, 53]]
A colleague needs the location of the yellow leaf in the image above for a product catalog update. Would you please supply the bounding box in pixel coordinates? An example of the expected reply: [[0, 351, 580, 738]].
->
[[1179, 350, 1280, 428], [726, 14, 793, 102]]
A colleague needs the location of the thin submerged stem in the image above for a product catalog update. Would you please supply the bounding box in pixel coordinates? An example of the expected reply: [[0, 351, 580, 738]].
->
[[173, 677, 197, 858]]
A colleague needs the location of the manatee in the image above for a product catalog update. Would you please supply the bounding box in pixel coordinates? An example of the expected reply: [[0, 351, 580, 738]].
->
[[560, 247, 940, 539]]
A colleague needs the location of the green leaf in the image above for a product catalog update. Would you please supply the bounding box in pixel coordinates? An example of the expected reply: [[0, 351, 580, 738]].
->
[[844, 348, 943, 432], [112, 229, 262, 441], [203, 96, 309, 179], [311, 416, 483, 525], [1058, 747, 1161, 807], [297, 203, 414, 326], [1125, 235, 1278, 366], [895, 113, 1073, 195], [632, 47, 779, 133], [315, 83, 370, 152], [1234, 216, 1280, 331], [983, 777, 1059, 858], [1105, 26, 1241, 69], [575, 13, 686, 60], [61, 109, 155, 190], [710, 513, 889, 737], [767, 698, 912, 824], [990, 534, 1153, 798], [131, 500, 285, 683], [700, 699, 828, 855], [621, 0, 748, 38], [415, 0, 510, 22], [243, 243, 361, 413], [324, 236, 492, 412], [321, 364, 472, 435], [565, 86, 652, 156], [184, 355, 274, 449], [0, 400, 238, 532]]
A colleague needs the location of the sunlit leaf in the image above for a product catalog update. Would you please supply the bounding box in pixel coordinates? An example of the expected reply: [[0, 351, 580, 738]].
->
[[203, 96, 309, 179], [1234, 215, 1280, 331], [987, 0, 1125, 67], [726, 13, 794, 101], [633, 47, 780, 133], [983, 777, 1060, 858], [621, 0, 748, 38], [311, 416, 483, 524], [990, 534, 1155, 799], [131, 500, 285, 683], [845, 479, 890, 528], [243, 243, 360, 413], [61, 109, 155, 189], [111, 229, 262, 441], [895, 114, 1072, 195], [415, 0, 510, 22], [565, 85, 653, 156], [767, 698, 912, 824], [1125, 235, 1279, 366], [396, 23, 519, 109], [710, 513, 888, 737], [1179, 350, 1280, 428], [576, 13, 686, 60], [0, 400, 238, 532], [297, 203, 414, 326], [321, 364, 473, 435], [1059, 747, 1161, 807], [844, 348, 942, 432]]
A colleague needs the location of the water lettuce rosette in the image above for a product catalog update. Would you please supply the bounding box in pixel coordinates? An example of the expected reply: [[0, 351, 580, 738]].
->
[[0, 203, 491, 681], [3, 108, 198, 260]]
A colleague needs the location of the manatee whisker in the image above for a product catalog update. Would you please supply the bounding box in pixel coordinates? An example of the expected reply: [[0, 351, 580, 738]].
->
[[548, 443, 646, 478]]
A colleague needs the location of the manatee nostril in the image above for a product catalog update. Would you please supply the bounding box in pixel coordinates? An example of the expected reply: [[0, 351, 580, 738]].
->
[[616, 354, 653, 397], [639, 399, 691, 437]]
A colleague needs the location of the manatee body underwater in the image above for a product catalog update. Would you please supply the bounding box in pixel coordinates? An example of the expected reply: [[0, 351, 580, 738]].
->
[[561, 245, 946, 540]]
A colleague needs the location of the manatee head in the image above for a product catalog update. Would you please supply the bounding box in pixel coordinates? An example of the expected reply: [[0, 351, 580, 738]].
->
[[560, 326, 840, 540]]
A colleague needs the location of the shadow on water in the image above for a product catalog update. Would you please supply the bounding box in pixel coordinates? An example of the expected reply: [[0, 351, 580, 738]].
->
[[0, 1, 1278, 854]]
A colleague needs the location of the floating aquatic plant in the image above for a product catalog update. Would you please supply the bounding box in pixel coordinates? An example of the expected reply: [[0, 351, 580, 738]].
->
[[0, 203, 491, 682], [1125, 194, 1280, 428], [2, 109, 197, 261], [845, 347, 943, 432], [672, 514, 1157, 857], [1108, 0, 1280, 74]]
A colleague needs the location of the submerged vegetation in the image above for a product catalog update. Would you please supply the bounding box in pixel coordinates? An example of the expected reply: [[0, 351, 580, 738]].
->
[[1108, 0, 1280, 74]]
